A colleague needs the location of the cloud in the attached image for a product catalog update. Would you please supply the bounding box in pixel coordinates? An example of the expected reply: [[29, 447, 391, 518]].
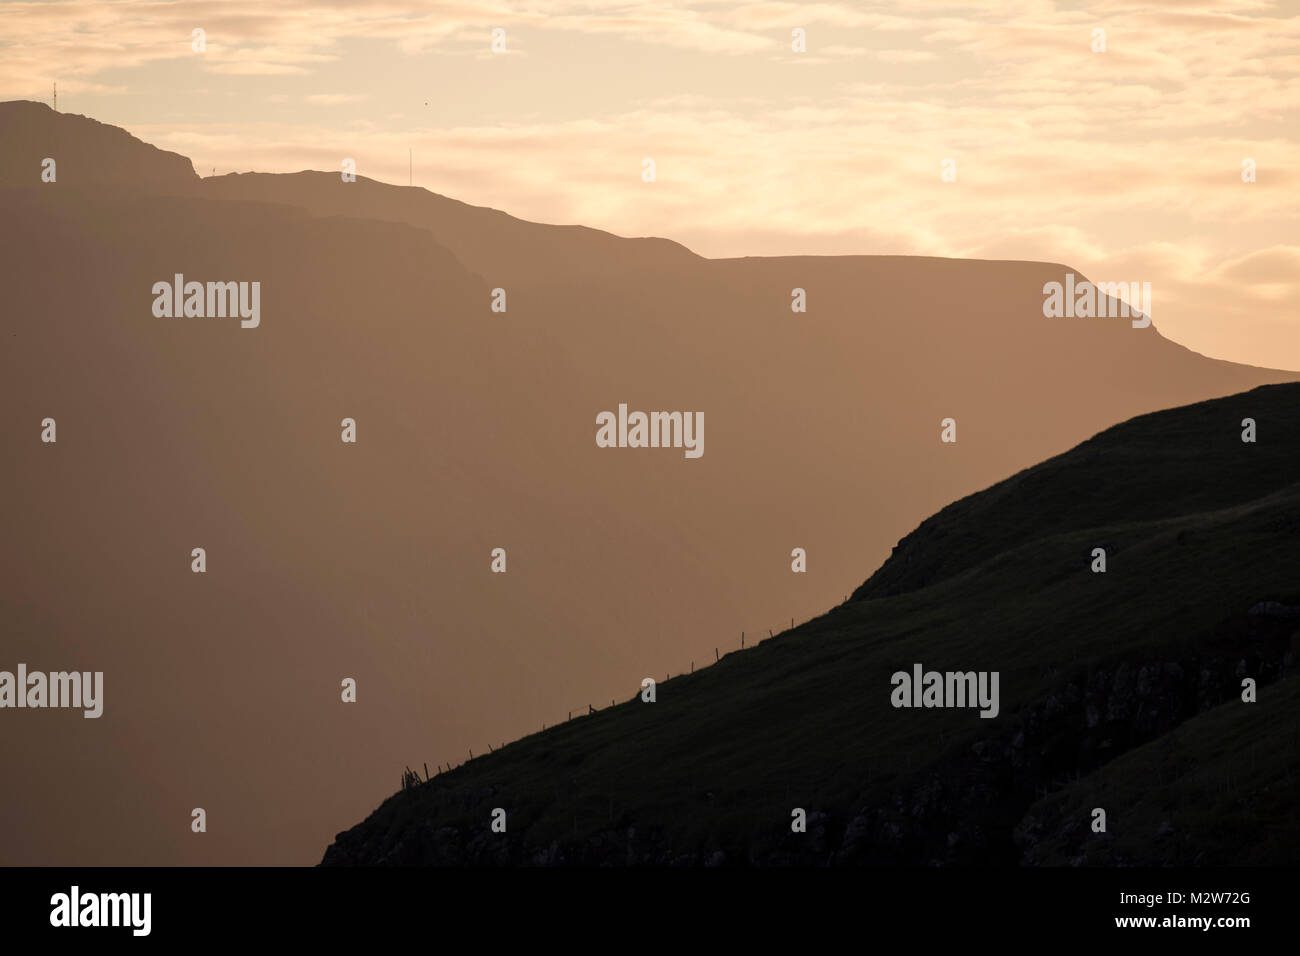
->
[[306, 92, 367, 104], [874, 49, 937, 62]]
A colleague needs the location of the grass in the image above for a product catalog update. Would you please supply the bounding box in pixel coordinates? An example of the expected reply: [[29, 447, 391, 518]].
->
[[323, 383, 1300, 865]]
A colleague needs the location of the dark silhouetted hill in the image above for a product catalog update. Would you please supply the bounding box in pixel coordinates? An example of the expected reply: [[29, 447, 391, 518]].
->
[[321, 384, 1300, 865]]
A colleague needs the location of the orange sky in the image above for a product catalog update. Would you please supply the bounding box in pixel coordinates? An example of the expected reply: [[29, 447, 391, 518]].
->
[[2, 0, 1297, 368]]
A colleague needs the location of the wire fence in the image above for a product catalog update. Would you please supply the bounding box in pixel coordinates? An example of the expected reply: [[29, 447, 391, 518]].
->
[[405, 612, 826, 787]]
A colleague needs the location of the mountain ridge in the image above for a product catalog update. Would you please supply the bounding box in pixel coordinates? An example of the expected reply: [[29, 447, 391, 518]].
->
[[320, 382, 1300, 866], [0, 100, 198, 187]]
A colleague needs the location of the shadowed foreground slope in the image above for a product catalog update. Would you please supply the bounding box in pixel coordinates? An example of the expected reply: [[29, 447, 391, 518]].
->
[[323, 383, 1300, 865]]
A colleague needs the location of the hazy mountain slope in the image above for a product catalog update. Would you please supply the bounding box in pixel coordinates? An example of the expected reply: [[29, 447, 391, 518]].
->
[[198, 170, 699, 285], [1, 102, 1295, 866], [1, 188, 490, 867], [321, 383, 1300, 865], [0, 101, 196, 188]]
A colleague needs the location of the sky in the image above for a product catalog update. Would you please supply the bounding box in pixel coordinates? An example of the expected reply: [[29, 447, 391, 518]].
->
[[2, 0, 1297, 368]]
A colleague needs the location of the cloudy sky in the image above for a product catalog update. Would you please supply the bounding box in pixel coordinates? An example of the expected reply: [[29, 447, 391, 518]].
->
[[3, 0, 1297, 368]]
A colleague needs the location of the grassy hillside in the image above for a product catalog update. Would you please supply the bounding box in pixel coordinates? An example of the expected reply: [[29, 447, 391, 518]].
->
[[1020, 674, 1300, 866], [322, 383, 1300, 865], [853, 385, 1300, 601]]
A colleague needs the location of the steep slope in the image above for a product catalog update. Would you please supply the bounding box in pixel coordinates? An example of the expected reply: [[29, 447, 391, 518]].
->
[[1, 103, 1295, 866], [0, 100, 197, 188], [321, 383, 1300, 865], [853, 386, 1300, 600]]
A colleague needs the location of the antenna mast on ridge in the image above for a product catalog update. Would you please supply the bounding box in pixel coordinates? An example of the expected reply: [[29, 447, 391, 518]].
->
[[53, 82, 57, 112]]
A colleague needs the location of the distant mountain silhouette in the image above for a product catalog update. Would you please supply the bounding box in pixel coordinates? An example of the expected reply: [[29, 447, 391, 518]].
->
[[322, 384, 1300, 865], [199, 171, 699, 284], [0, 100, 197, 188], [0, 99, 1294, 865]]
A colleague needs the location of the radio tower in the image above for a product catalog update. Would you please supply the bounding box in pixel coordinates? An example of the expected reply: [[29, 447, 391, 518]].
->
[[53, 82, 57, 112]]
